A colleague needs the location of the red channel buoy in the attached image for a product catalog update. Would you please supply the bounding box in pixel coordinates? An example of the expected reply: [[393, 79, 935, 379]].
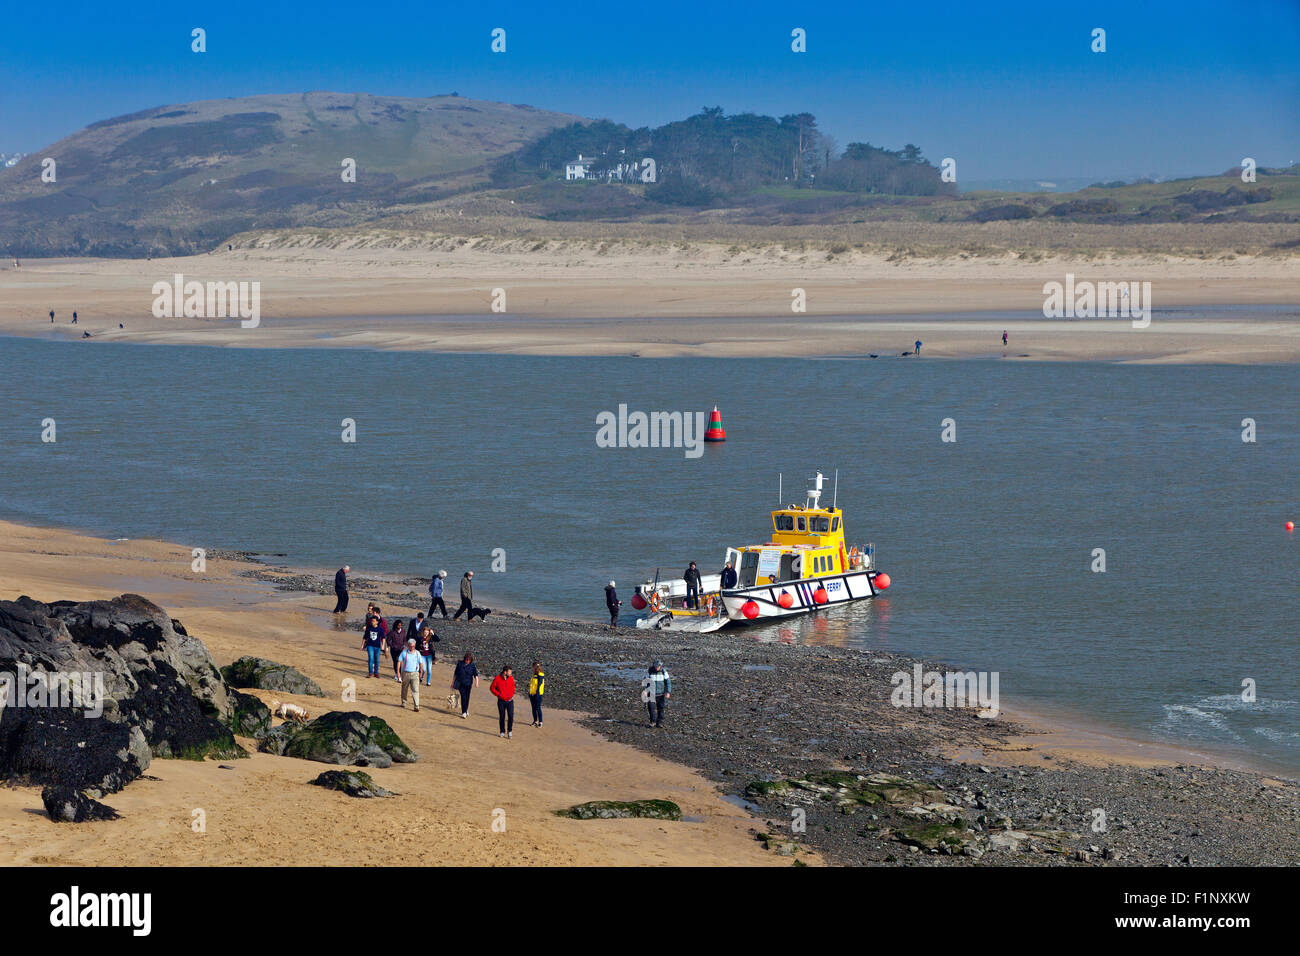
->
[[812, 587, 829, 604], [874, 572, 892, 590], [777, 591, 794, 609], [741, 600, 760, 619], [704, 406, 726, 442], [631, 592, 647, 610]]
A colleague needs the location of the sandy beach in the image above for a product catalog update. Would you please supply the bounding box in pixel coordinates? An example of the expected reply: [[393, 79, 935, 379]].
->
[[2, 239, 1298, 362], [0, 520, 786, 866], [3, 518, 1297, 866]]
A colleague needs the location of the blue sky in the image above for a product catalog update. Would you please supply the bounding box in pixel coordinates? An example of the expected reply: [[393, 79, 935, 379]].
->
[[2, 0, 1297, 180]]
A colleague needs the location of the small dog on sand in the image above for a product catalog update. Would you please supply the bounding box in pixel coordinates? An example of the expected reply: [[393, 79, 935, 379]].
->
[[271, 700, 310, 724], [467, 606, 492, 622]]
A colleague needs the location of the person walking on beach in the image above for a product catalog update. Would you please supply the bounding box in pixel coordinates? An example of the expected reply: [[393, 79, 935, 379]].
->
[[1002, 330, 1009, 346], [408, 611, 426, 643], [605, 580, 621, 627], [683, 562, 701, 610], [333, 565, 350, 614], [643, 660, 671, 728], [528, 662, 545, 727], [914, 339, 923, 355], [398, 637, 425, 711], [72, 311, 77, 324], [491, 665, 516, 738], [361, 611, 385, 678], [452, 570, 475, 621], [452, 652, 478, 718], [428, 569, 448, 618], [417, 626, 438, 686], [387, 619, 406, 680], [720, 561, 738, 590]]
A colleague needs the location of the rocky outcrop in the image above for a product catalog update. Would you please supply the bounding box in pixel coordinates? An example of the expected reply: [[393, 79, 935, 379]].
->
[[0, 594, 247, 798], [41, 785, 121, 822], [309, 769, 396, 798], [221, 656, 324, 697], [258, 711, 416, 768], [556, 799, 682, 821]]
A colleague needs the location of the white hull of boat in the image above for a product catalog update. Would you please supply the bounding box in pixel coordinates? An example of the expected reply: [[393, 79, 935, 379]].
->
[[721, 569, 880, 623]]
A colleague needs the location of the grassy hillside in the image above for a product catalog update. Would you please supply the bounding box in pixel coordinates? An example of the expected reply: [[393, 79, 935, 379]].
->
[[0, 92, 582, 257]]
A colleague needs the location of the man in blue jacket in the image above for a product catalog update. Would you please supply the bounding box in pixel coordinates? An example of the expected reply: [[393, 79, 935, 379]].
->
[[332, 565, 350, 614], [428, 570, 448, 618]]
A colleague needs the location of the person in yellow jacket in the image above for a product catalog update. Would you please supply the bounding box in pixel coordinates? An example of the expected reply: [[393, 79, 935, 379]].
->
[[528, 662, 546, 728]]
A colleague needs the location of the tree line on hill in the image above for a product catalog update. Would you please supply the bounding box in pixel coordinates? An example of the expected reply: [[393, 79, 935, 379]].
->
[[490, 107, 955, 203]]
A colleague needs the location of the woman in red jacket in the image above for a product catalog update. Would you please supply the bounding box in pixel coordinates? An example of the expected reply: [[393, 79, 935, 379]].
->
[[490, 666, 516, 739]]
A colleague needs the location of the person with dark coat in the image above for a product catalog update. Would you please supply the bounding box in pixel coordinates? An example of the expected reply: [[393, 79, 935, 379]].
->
[[452, 653, 478, 718], [643, 660, 671, 728], [333, 565, 350, 613], [604, 580, 621, 627], [428, 569, 448, 618], [452, 570, 475, 621], [720, 561, 738, 590], [683, 562, 701, 609], [386, 619, 406, 681]]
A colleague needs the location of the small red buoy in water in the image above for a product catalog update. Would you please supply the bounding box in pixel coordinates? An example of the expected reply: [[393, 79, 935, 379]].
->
[[631, 592, 647, 610], [777, 591, 794, 609], [812, 587, 829, 605], [874, 572, 892, 590], [704, 406, 726, 442], [741, 600, 760, 619], [1288, 521, 1295, 532]]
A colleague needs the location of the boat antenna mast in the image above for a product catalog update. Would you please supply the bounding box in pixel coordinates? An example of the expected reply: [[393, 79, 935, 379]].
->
[[778, 472, 782, 506], [806, 471, 825, 509], [833, 469, 839, 510]]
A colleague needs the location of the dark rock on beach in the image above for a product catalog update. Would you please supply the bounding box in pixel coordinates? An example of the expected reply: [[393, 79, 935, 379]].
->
[[558, 799, 682, 821], [258, 711, 416, 768], [41, 785, 121, 823], [309, 769, 396, 798], [0, 593, 249, 797], [221, 656, 325, 697]]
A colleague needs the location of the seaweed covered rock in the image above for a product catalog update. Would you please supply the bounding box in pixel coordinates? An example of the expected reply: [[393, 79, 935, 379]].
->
[[0, 593, 248, 796], [221, 656, 324, 697], [310, 769, 396, 797], [258, 711, 416, 767], [41, 785, 121, 822], [225, 690, 272, 739], [556, 799, 682, 821]]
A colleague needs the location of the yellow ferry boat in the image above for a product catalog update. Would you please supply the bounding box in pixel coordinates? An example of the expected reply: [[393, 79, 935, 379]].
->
[[633, 472, 891, 631]]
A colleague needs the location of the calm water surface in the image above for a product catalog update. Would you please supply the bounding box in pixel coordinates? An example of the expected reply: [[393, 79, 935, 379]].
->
[[1, 335, 1296, 773]]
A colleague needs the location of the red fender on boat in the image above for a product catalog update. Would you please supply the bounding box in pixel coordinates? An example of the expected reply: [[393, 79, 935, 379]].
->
[[741, 600, 760, 619]]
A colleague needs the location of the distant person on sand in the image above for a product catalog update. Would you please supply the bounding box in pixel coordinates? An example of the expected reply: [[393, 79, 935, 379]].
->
[[1002, 330, 1008, 346], [387, 619, 406, 680], [643, 660, 671, 728], [72, 311, 77, 324], [452, 570, 475, 620], [428, 569, 448, 618], [528, 662, 545, 727], [417, 626, 438, 686], [683, 562, 701, 610], [332, 565, 350, 613], [491, 665, 516, 738], [914, 340, 923, 355], [361, 612, 385, 678], [605, 580, 621, 627], [398, 637, 425, 711], [720, 561, 738, 590], [49, 309, 54, 323], [452, 652, 478, 718]]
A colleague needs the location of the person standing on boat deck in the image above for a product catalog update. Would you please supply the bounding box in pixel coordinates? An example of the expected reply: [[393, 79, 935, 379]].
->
[[332, 565, 350, 614], [452, 652, 478, 718], [387, 619, 406, 680], [417, 626, 437, 686], [528, 662, 545, 727], [452, 570, 475, 620], [398, 637, 425, 711], [644, 660, 671, 728], [683, 562, 701, 609], [720, 561, 738, 590], [491, 665, 516, 738], [605, 580, 621, 627], [428, 570, 448, 618], [361, 611, 384, 678]]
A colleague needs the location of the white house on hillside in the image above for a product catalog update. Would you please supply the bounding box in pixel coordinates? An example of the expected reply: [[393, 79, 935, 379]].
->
[[565, 154, 592, 180]]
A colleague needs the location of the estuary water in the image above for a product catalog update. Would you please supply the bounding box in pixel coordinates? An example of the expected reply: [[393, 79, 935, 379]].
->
[[1, 335, 1296, 773]]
